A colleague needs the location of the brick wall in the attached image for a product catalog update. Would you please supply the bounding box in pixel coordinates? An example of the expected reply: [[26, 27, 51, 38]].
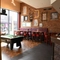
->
[[20, 3, 60, 33], [39, 7, 60, 33]]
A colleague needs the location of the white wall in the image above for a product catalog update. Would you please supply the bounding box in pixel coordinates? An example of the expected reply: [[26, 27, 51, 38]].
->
[[51, 0, 56, 4]]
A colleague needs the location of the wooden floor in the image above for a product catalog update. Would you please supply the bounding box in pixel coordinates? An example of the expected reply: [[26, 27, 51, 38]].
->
[[1, 40, 41, 60]]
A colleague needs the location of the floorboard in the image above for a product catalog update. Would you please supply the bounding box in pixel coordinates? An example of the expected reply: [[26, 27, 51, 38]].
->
[[1, 40, 41, 60]]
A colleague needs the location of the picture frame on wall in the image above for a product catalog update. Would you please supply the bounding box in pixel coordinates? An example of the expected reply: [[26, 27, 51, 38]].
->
[[22, 6, 27, 15], [33, 19, 38, 26], [24, 16, 28, 21], [41, 12, 47, 21], [51, 12, 58, 20], [34, 10, 39, 18]]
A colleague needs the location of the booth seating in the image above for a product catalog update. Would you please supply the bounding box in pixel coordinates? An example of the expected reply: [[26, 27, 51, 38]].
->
[[14, 28, 51, 44]]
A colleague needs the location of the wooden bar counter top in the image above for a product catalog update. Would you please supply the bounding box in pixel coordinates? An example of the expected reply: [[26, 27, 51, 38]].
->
[[51, 35, 60, 45]]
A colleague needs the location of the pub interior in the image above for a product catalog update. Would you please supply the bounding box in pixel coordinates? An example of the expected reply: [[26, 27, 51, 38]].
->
[[0, 0, 60, 60]]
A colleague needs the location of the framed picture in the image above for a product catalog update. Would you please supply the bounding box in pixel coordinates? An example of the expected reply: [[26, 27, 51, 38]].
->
[[41, 12, 47, 21], [33, 19, 38, 26], [24, 16, 28, 21], [34, 10, 39, 18], [51, 12, 58, 20], [22, 6, 27, 15]]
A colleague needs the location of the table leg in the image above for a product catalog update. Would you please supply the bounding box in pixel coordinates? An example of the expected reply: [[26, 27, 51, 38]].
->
[[20, 43, 21, 48], [7, 43, 9, 48], [10, 42, 14, 50], [17, 42, 21, 48]]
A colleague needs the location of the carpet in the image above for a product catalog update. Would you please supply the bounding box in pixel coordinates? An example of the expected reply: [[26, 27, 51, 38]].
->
[[11, 43, 53, 60]]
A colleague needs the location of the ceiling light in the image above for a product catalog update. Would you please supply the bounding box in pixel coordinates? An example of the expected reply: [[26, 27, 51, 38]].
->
[[11, 0, 16, 6]]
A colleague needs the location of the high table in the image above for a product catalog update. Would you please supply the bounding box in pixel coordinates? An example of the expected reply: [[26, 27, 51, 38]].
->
[[1, 35, 24, 50]]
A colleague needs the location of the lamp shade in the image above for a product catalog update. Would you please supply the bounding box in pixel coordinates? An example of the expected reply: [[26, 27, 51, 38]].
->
[[0, 9, 7, 15]]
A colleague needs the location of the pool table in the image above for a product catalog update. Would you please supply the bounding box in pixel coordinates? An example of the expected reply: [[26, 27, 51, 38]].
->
[[1, 35, 24, 50]]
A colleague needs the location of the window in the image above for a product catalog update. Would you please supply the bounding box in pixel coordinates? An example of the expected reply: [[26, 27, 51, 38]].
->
[[9, 11, 18, 34], [21, 22, 31, 27], [1, 9, 8, 34], [1, 8, 18, 35], [21, 16, 31, 27]]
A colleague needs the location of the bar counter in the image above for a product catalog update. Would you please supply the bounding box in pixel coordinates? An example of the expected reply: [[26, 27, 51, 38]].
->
[[51, 36, 60, 60], [51, 36, 60, 45]]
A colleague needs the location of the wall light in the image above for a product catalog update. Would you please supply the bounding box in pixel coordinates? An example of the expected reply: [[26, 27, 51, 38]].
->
[[39, 23, 43, 27]]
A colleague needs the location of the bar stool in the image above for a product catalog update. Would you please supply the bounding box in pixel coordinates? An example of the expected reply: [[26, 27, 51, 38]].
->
[[27, 31, 32, 40], [20, 31, 24, 36], [35, 32, 40, 42], [32, 32, 36, 41], [23, 31, 28, 40], [44, 32, 49, 44], [40, 32, 45, 42]]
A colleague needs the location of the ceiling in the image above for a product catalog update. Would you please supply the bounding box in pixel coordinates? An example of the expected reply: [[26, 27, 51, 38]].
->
[[20, 0, 52, 8], [18, 0, 60, 14]]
